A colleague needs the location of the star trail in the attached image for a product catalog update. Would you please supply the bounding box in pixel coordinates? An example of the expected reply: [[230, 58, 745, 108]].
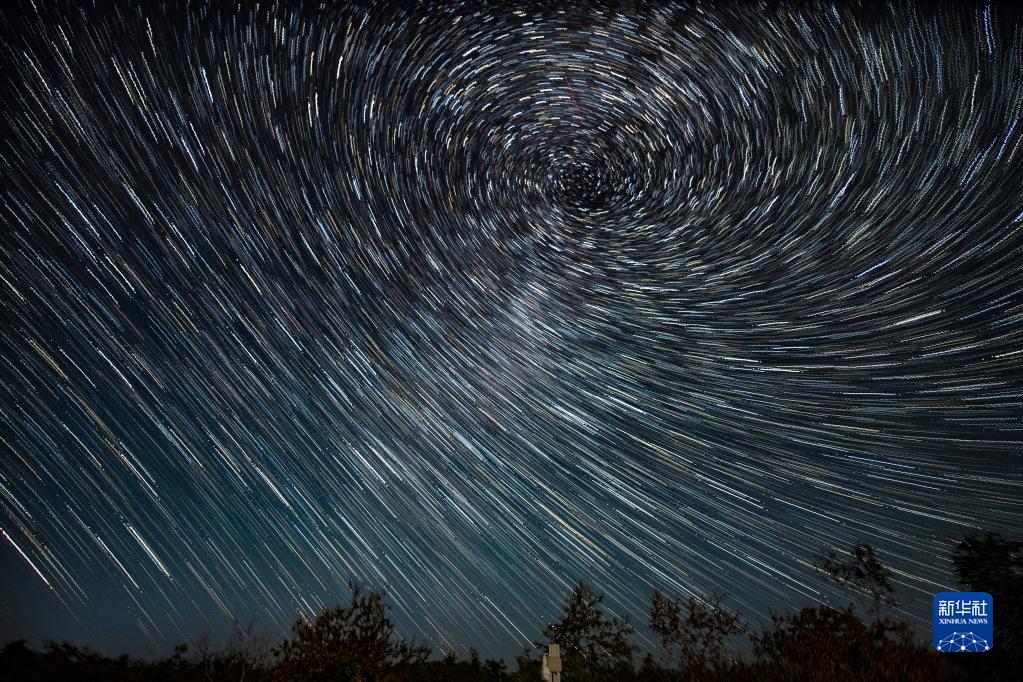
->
[[1, 0, 1022, 662]]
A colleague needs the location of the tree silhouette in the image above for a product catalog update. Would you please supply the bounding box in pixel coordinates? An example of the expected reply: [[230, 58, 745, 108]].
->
[[412, 648, 509, 681], [509, 647, 541, 682], [751, 605, 959, 682], [649, 590, 743, 675], [272, 583, 428, 681], [541, 582, 635, 681], [952, 531, 1022, 679], [187, 622, 270, 682], [814, 542, 896, 615], [0, 639, 153, 681]]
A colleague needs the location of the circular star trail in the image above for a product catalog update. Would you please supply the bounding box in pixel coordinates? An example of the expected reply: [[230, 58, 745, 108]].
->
[[1, 0, 1022, 660]]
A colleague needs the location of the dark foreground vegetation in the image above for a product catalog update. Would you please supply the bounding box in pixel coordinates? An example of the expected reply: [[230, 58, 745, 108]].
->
[[2, 531, 1019, 681]]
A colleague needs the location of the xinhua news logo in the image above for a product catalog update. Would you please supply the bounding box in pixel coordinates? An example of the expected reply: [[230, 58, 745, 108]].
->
[[933, 592, 993, 653]]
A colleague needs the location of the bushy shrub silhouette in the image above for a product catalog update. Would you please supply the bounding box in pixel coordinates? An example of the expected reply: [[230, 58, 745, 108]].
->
[[951, 531, 1022, 681], [540, 582, 635, 681], [272, 583, 428, 681], [649, 590, 743, 675], [749, 604, 959, 682]]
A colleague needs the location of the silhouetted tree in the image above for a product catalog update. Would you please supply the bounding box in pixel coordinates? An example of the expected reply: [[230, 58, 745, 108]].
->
[[814, 542, 896, 615], [952, 531, 1022, 680], [649, 590, 743, 676], [751, 605, 959, 682], [635, 649, 682, 681], [510, 647, 540, 682], [540, 583, 635, 681], [272, 583, 428, 681], [411, 648, 509, 681], [0, 639, 154, 681], [187, 622, 271, 681]]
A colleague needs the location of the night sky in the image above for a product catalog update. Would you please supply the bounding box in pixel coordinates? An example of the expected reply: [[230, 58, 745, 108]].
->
[[1, 0, 1022, 662]]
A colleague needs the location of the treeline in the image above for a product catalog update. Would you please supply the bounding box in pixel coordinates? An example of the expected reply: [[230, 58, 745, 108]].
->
[[1, 530, 1019, 681]]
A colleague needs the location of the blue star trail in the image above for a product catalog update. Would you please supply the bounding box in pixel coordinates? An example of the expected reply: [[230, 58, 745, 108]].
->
[[1, 0, 1021, 661]]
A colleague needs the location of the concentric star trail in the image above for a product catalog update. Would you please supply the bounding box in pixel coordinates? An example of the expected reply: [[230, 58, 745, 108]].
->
[[1, 0, 1021, 660]]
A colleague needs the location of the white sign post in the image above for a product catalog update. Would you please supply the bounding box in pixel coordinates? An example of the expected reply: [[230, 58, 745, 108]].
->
[[542, 643, 562, 682]]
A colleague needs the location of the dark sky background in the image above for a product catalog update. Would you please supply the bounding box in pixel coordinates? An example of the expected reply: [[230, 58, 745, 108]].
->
[[1, 0, 1021, 662]]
